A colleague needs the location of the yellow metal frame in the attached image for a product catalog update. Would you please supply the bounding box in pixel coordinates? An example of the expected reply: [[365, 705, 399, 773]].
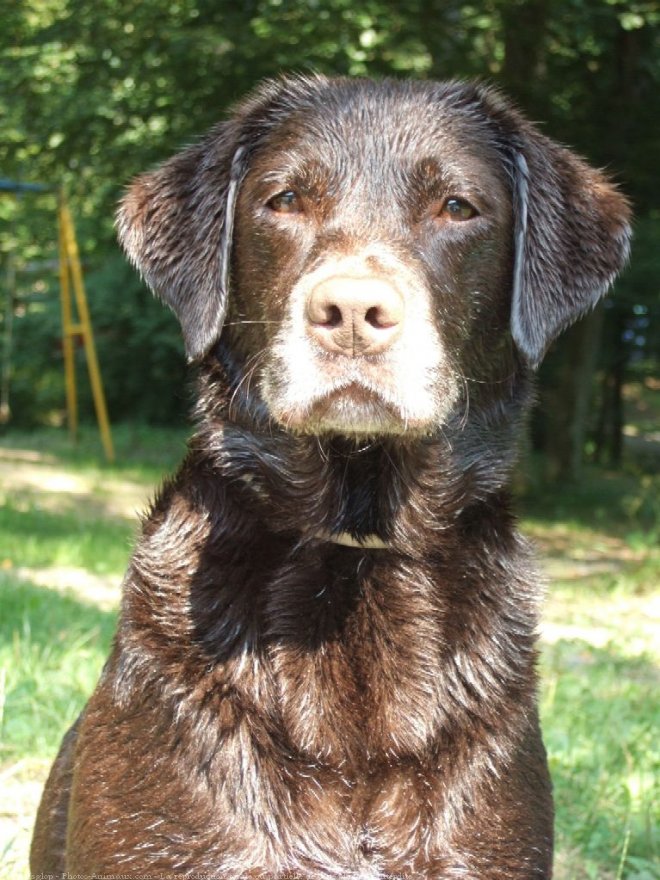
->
[[58, 192, 114, 462]]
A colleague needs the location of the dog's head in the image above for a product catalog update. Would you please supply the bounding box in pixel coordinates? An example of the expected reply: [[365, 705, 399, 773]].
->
[[117, 76, 630, 437]]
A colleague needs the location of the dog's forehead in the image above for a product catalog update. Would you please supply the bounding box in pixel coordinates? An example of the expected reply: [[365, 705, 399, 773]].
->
[[247, 80, 507, 187]]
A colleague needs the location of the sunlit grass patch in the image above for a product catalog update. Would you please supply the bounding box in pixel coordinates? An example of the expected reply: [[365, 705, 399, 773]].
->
[[0, 495, 135, 575], [539, 564, 659, 880], [540, 634, 658, 880], [0, 573, 116, 761], [0, 571, 117, 877]]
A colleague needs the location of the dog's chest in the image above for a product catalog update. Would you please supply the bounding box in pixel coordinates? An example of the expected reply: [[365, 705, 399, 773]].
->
[[195, 735, 451, 879], [275, 760, 447, 878], [258, 552, 446, 760]]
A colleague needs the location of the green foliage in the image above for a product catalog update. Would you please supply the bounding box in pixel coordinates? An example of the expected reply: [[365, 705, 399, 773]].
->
[[79, 256, 189, 424], [616, 213, 660, 374], [521, 458, 658, 527], [3, 1, 659, 203], [4, 253, 188, 427], [1, 0, 658, 431]]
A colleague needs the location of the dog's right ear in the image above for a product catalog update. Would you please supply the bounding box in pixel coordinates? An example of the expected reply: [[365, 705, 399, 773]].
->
[[469, 84, 631, 368], [116, 128, 248, 361]]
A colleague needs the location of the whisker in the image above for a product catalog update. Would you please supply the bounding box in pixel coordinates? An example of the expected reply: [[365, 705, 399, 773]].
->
[[381, 444, 412, 493], [458, 374, 470, 431], [464, 372, 516, 386], [222, 319, 279, 327], [227, 349, 268, 419], [315, 436, 330, 463]]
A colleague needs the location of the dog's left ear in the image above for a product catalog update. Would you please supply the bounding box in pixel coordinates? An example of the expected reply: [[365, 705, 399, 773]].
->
[[489, 95, 632, 368], [116, 128, 248, 361]]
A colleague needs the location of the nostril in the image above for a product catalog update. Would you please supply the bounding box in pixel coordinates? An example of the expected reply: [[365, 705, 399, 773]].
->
[[364, 305, 397, 329], [306, 296, 345, 328], [324, 304, 343, 328]]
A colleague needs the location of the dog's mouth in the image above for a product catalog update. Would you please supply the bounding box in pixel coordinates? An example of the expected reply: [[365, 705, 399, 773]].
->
[[273, 381, 429, 436], [260, 326, 453, 437], [315, 382, 394, 420]]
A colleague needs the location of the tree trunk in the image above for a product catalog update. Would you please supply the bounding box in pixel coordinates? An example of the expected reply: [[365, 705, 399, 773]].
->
[[539, 307, 605, 481], [593, 309, 627, 467], [499, 0, 549, 109], [569, 305, 605, 477]]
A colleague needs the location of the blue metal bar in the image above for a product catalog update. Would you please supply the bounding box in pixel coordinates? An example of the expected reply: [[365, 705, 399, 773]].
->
[[0, 179, 53, 193]]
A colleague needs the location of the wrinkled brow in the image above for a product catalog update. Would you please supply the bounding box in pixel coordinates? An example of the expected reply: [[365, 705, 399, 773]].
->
[[406, 154, 505, 209], [255, 156, 340, 199]]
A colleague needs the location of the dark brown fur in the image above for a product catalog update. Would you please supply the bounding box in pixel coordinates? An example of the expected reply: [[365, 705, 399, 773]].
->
[[31, 76, 631, 879]]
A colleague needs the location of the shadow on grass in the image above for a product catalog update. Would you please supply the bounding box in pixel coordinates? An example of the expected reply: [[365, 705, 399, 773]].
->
[[518, 464, 659, 544], [541, 637, 658, 879], [0, 423, 189, 475], [0, 573, 117, 761]]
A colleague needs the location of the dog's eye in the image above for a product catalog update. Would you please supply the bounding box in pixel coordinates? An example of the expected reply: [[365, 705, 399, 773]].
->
[[441, 198, 479, 221], [266, 190, 303, 214]]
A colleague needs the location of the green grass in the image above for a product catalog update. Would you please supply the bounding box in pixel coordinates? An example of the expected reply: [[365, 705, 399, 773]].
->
[[0, 425, 658, 879], [540, 628, 658, 880], [0, 421, 189, 476], [0, 575, 115, 760], [0, 425, 188, 762], [0, 424, 187, 564], [0, 424, 187, 877], [520, 464, 660, 551], [0, 497, 134, 574]]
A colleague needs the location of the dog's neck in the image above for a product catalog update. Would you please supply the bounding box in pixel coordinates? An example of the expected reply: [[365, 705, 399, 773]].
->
[[235, 472, 390, 548], [195, 344, 531, 554]]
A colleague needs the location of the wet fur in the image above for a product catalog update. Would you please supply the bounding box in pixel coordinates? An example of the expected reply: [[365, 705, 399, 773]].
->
[[31, 75, 630, 879]]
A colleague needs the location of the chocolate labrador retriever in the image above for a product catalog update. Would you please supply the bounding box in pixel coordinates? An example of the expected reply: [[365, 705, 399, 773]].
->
[[31, 75, 630, 879]]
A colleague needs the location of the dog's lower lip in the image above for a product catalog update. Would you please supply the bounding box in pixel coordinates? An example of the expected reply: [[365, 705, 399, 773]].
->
[[301, 382, 407, 431], [271, 381, 402, 433], [324, 382, 383, 404], [313, 382, 393, 415]]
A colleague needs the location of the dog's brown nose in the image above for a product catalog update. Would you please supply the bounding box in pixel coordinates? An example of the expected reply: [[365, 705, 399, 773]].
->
[[306, 276, 404, 356]]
